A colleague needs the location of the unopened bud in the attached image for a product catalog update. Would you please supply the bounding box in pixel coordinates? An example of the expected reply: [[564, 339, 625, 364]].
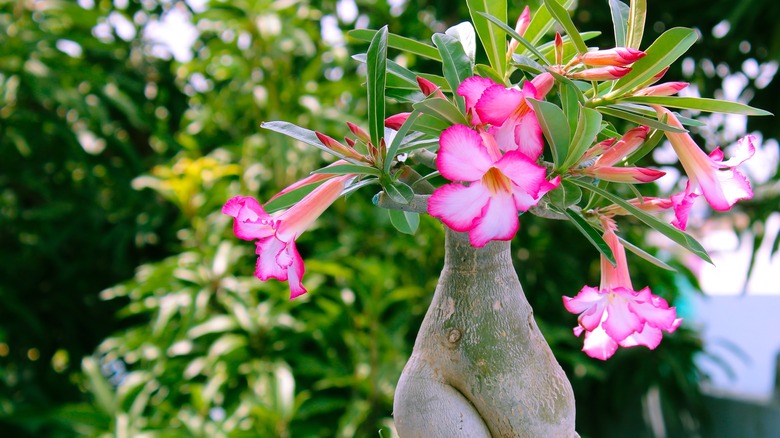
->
[[346, 122, 371, 143], [416, 76, 446, 99], [634, 82, 689, 97], [577, 48, 646, 67], [385, 112, 411, 130], [569, 66, 631, 81]]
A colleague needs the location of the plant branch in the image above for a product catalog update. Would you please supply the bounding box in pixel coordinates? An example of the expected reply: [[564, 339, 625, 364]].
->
[[375, 193, 430, 214]]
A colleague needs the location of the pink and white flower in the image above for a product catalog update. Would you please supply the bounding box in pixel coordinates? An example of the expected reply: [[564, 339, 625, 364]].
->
[[473, 79, 544, 158], [655, 106, 756, 211], [563, 220, 681, 360], [223, 174, 352, 299], [427, 124, 558, 247]]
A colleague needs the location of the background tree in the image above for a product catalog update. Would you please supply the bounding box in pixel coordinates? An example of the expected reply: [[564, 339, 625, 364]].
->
[[0, 0, 776, 436]]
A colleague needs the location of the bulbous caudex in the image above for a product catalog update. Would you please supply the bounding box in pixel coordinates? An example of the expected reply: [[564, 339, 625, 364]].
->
[[393, 227, 578, 437]]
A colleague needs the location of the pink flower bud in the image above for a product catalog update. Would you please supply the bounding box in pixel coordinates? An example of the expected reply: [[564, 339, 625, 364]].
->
[[416, 76, 446, 99], [385, 112, 411, 130], [530, 72, 555, 98], [635, 82, 689, 97], [346, 121, 370, 143], [569, 66, 631, 81], [578, 48, 646, 67], [316, 132, 366, 161]]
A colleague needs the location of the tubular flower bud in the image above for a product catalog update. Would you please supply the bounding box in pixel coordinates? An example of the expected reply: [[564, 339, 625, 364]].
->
[[315, 132, 367, 161], [554, 32, 564, 66], [346, 121, 370, 143], [569, 66, 631, 81], [596, 126, 649, 167], [530, 72, 555, 98], [634, 82, 689, 97], [577, 48, 646, 67], [385, 112, 412, 130], [416, 76, 447, 99], [507, 6, 532, 57]]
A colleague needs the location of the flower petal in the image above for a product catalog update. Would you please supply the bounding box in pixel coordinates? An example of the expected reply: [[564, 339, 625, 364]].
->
[[496, 151, 551, 198], [427, 182, 490, 232], [619, 324, 663, 350], [223, 196, 276, 241], [475, 85, 525, 127], [468, 192, 519, 247], [670, 182, 699, 231], [699, 167, 753, 211], [582, 325, 619, 360], [602, 292, 643, 342], [563, 286, 605, 314], [436, 124, 494, 181], [715, 135, 756, 168], [457, 76, 497, 123], [285, 240, 307, 299], [513, 111, 544, 159], [255, 236, 289, 281]]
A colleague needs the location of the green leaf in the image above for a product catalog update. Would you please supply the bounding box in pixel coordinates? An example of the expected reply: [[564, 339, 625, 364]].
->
[[547, 180, 583, 209], [385, 111, 421, 173], [625, 0, 646, 49], [562, 106, 602, 169], [367, 26, 389, 148], [543, 0, 587, 54], [618, 236, 677, 272], [560, 81, 582, 134], [611, 102, 705, 126], [353, 53, 450, 92], [413, 98, 469, 126], [568, 178, 713, 263], [609, 0, 630, 47], [466, 0, 507, 78], [411, 114, 452, 137], [432, 33, 473, 112], [312, 164, 380, 176], [262, 121, 356, 157], [560, 208, 617, 266], [382, 180, 415, 204], [527, 98, 570, 168], [478, 12, 550, 66], [596, 106, 687, 132], [619, 96, 773, 116], [608, 27, 698, 97], [388, 209, 420, 234], [348, 29, 442, 61], [475, 63, 506, 85], [524, 0, 575, 46]]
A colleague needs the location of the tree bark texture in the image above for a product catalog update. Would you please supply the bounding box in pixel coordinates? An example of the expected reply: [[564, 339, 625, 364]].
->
[[393, 228, 578, 437]]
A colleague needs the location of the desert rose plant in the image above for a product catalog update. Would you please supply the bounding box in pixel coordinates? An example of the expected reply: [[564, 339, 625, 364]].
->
[[223, 0, 769, 435]]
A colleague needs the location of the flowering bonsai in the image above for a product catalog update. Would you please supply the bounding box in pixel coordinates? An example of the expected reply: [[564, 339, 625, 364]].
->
[[222, 0, 769, 435]]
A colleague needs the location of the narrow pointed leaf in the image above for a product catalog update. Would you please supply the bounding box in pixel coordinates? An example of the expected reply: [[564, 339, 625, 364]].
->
[[388, 209, 420, 234], [410, 114, 452, 137], [609, 0, 630, 47], [524, 0, 575, 46], [596, 106, 687, 132], [560, 207, 617, 266], [367, 26, 389, 147], [562, 106, 602, 169], [478, 12, 550, 66], [543, 0, 587, 54], [612, 102, 705, 126], [625, 0, 646, 49], [609, 27, 698, 97], [618, 236, 676, 272], [527, 98, 570, 167], [348, 29, 442, 61], [568, 178, 713, 263], [312, 164, 380, 176], [432, 33, 473, 112], [475, 63, 506, 85], [548, 180, 583, 209], [413, 98, 469, 126], [625, 127, 664, 165], [385, 111, 421, 173], [465, 0, 507, 78], [354, 53, 450, 92], [262, 121, 364, 162], [619, 96, 772, 116]]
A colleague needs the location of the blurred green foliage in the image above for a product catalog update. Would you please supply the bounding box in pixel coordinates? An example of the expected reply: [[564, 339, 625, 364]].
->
[[1, 0, 777, 437]]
